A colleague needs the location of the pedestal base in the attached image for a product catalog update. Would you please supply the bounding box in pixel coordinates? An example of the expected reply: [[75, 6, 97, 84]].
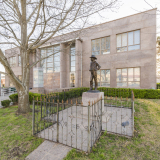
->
[[82, 92, 104, 114]]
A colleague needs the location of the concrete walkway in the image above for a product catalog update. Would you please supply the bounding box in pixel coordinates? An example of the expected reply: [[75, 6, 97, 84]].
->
[[25, 140, 72, 160]]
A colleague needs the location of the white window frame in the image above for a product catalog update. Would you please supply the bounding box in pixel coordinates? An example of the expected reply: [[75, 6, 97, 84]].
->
[[116, 29, 141, 52], [91, 36, 110, 55], [116, 67, 141, 88]]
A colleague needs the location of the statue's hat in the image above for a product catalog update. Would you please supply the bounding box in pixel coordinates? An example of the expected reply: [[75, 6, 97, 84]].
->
[[90, 55, 97, 59]]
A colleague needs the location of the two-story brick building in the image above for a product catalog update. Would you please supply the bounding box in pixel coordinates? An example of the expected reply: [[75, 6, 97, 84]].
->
[[5, 9, 157, 93]]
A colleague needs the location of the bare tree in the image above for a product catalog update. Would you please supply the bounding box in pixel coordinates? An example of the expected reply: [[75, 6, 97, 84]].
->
[[0, 0, 119, 113]]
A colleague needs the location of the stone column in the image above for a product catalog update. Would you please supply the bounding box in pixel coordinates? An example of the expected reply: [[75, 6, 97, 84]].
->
[[60, 43, 67, 88], [75, 39, 82, 88]]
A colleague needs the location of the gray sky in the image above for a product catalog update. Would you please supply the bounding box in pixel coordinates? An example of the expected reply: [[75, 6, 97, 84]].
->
[[0, 0, 159, 73]]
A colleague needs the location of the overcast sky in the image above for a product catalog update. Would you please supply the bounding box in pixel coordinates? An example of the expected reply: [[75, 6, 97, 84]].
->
[[0, 0, 160, 73]]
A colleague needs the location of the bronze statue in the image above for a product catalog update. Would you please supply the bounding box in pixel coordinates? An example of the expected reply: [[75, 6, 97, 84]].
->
[[89, 55, 101, 91]]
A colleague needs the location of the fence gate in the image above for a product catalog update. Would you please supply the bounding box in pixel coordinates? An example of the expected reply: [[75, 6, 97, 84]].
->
[[32, 91, 134, 153]]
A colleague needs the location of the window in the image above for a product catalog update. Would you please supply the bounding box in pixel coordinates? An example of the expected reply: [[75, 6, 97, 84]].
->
[[41, 45, 60, 73], [117, 30, 140, 52], [70, 45, 76, 87], [117, 67, 140, 87], [18, 55, 21, 66], [9, 56, 16, 67], [97, 70, 110, 87], [92, 36, 110, 55]]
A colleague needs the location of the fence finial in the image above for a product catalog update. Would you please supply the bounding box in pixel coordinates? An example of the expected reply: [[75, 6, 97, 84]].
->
[[57, 99, 59, 103], [121, 96, 122, 100], [116, 96, 117, 100], [101, 95, 102, 99], [76, 100, 78, 105], [71, 100, 73, 105], [53, 99, 54, 103], [111, 96, 112, 100], [106, 96, 107, 99], [62, 99, 64, 104], [81, 102, 83, 106], [88, 101, 90, 106], [126, 97, 128, 101], [66, 99, 68, 104], [37, 97, 38, 101]]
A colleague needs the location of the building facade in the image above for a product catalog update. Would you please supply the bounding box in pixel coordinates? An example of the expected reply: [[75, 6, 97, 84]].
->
[[5, 9, 157, 93]]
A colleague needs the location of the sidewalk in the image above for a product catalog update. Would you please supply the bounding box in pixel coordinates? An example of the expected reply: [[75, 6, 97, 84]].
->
[[25, 140, 72, 160]]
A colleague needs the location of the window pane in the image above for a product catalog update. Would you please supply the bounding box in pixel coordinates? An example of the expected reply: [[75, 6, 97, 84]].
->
[[92, 51, 100, 55], [54, 55, 60, 61], [47, 68, 53, 73], [96, 39, 100, 51], [128, 45, 140, 51], [134, 68, 140, 81], [117, 34, 121, 47], [71, 61, 75, 67], [106, 70, 110, 82], [128, 68, 133, 81], [54, 66, 60, 72], [54, 46, 60, 53], [122, 33, 127, 46], [128, 82, 140, 87], [71, 56, 75, 61], [47, 63, 53, 67], [71, 67, 75, 72], [117, 82, 127, 87], [101, 70, 105, 82], [122, 69, 127, 81], [101, 38, 105, 50], [101, 82, 110, 87], [97, 70, 100, 82], [47, 47, 52, 53], [128, 32, 133, 45], [117, 47, 127, 52], [47, 56, 53, 62], [106, 37, 110, 49], [117, 69, 121, 82], [92, 40, 96, 51], [54, 61, 60, 67], [134, 30, 140, 44]]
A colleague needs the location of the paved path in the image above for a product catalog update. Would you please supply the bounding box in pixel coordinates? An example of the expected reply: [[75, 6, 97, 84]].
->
[[25, 140, 72, 160]]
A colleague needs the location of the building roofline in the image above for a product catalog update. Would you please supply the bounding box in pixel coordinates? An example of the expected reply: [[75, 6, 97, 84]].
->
[[50, 8, 157, 39]]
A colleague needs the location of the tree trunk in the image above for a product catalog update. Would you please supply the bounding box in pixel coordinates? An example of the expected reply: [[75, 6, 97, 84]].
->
[[17, 88, 31, 113]]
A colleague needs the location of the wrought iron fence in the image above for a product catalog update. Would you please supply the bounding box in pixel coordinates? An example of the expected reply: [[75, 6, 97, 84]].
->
[[32, 89, 134, 153]]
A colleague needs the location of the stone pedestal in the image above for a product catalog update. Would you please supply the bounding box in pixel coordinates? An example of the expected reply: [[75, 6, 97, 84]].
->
[[82, 92, 104, 114]]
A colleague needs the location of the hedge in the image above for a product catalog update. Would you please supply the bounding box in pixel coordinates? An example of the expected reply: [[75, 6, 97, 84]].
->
[[1, 99, 11, 108], [8, 87, 160, 105]]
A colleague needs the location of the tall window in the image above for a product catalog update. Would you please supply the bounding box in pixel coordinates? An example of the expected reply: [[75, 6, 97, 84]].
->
[[97, 70, 110, 87], [41, 45, 60, 73], [117, 30, 140, 52], [70, 45, 75, 87], [117, 67, 140, 87], [18, 55, 21, 66], [92, 36, 110, 55], [9, 57, 16, 67]]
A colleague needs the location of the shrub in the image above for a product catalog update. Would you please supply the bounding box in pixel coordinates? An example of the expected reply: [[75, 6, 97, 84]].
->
[[1, 99, 11, 108], [9, 93, 18, 104]]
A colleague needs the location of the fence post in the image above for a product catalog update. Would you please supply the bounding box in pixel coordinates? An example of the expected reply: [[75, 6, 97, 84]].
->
[[131, 91, 134, 136], [100, 96, 102, 131], [32, 97, 35, 135], [88, 101, 91, 153], [57, 99, 59, 142]]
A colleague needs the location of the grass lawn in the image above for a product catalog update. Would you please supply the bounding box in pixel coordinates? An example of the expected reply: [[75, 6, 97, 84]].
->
[[0, 99, 160, 160], [0, 106, 44, 160], [65, 99, 160, 160]]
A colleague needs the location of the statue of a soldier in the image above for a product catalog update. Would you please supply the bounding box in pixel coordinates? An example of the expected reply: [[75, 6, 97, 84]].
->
[[89, 55, 101, 91]]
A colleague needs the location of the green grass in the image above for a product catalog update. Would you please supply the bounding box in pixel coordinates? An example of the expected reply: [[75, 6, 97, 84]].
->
[[0, 106, 44, 160], [64, 99, 160, 160], [1, 98, 160, 159]]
